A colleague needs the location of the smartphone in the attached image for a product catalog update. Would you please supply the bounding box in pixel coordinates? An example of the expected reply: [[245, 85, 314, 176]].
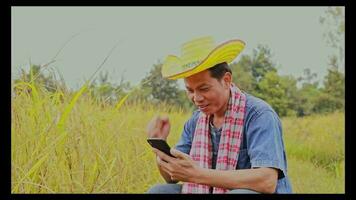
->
[[147, 138, 175, 157]]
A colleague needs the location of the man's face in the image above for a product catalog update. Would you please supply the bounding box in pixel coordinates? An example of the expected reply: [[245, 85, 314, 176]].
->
[[184, 70, 231, 115]]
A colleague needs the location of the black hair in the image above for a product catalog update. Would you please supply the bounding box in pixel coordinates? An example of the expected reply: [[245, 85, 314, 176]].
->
[[208, 62, 232, 80]]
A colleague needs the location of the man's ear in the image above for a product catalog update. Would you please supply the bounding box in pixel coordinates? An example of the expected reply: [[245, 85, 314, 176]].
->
[[222, 72, 232, 88]]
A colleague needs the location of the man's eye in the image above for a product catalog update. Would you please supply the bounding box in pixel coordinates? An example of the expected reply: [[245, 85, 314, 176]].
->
[[200, 88, 209, 91]]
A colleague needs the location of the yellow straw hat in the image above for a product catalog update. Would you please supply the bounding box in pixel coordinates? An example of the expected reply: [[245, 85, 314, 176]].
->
[[161, 36, 245, 80]]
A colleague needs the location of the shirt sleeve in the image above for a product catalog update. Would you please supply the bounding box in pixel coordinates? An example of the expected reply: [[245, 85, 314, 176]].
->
[[246, 109, 287, 179], [174, 110, 199, 155]]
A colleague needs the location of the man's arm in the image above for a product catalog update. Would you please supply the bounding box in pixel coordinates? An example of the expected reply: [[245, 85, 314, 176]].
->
[[193, 167, 278, 193]]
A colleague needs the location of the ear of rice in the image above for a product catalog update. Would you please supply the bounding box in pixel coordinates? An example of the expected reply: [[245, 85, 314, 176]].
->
[[57, 84, 88, 133], [14, 81, 40, 103], [115, 93, 130, 110]]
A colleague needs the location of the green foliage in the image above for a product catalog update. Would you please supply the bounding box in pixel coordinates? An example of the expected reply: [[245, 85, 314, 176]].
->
[[140, 62, 180, 103], [228, 39, 344, 117], [320, 7, 345, 69], [230, 56, 256, 92], [313, 93, 344, 114], [230, 45, 298, 117], [139, 62, 193, 111], [254, 71, 293, 117], [88, 71, 132, 105], [295, 84, 321, 116], [14, 64, 66, 93], [323, 58, 345, 100], [249, 44, 278, 82], [293, 68, 321, 116], [297, 68, 319, 87], [311, 57, 344, 114]]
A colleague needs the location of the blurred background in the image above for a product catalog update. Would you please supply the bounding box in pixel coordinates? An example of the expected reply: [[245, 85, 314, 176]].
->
[[11, 7, 344, 193]]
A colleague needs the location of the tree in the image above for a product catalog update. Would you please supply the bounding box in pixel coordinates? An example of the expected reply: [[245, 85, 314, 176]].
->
[[320, 7, 345, 70], [314, 58, 345, 113], [295, 83, 322, 116], [230, 45, 278, 97], [313, 92, 344, 114], [293, 68, 321, 116], [250, 44, 278, 82], [88, 70, 132, 105], [323, 56, 345, 101], [255, 71, 292, 117], [140, 62, 185, 107], [316, 7, 345, 113], [14, 64, 64, 93], [297, 68, 319, 88], [280, 75, 299, 116], [230, 55, 256, 93]]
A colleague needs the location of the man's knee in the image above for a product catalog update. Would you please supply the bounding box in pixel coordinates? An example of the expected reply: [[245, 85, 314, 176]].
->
[[146, 183, 182, 194], [226, 188, 260, 194]]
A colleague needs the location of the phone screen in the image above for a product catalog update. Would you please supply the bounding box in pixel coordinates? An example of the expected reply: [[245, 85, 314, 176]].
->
[[147, 138, 175, 157]]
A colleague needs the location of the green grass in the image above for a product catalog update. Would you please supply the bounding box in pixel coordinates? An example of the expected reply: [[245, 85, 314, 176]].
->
[[282, 112, 345, 193], [11, 83, 345, 193]]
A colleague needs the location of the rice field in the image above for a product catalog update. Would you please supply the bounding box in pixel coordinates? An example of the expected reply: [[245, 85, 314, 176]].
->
[[11, 82, 345, 193]]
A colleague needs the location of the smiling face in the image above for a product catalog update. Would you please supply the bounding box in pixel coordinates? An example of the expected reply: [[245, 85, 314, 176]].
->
[[184, 69, 232, 116]]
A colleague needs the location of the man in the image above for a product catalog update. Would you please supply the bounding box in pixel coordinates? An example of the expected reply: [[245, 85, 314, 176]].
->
[[146, 36, 292, 194]]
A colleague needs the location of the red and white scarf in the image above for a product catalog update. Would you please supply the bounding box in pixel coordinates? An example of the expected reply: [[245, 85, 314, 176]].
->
[[181, 83, 246, 194]]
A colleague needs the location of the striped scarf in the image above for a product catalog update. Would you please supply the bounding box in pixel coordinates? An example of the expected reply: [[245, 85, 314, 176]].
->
[[181, 83, 246, 194]]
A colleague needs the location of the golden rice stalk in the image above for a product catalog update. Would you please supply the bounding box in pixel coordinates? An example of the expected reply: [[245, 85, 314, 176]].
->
[[13, 81, 40, 103], [12, 153, 49, 193], [56, 43, 120, 129], [96, 158, 117, 191], [115, 93, 130, 110], [13, 81, 42, 124], [56, 84, 88, 133], [88, 159, 99, 193]]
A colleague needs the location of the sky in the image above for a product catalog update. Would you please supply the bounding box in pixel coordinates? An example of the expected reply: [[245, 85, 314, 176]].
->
[[12, 7, 341, 90]]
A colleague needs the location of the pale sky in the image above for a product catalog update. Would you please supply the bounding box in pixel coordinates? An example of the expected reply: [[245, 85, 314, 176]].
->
[[12, 7, 341, 90]]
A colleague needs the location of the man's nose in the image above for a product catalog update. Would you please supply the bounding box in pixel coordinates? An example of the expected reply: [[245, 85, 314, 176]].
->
[[193, 92, 204, 102]]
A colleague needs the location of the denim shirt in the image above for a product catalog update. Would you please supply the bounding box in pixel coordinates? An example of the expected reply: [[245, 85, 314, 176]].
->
[[174, 93, 293, 193]]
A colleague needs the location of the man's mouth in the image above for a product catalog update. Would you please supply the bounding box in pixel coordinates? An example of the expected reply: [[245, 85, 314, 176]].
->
[[197, 104, 209, 110]]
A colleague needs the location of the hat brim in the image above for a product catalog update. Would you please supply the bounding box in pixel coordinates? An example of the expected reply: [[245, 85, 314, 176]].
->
[[162, 39, 245, 80]]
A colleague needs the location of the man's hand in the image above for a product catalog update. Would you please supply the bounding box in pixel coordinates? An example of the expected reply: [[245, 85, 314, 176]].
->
[[146, 115, 170, 140], [153, 148, 278, 193], [153, 148, 201, 183]]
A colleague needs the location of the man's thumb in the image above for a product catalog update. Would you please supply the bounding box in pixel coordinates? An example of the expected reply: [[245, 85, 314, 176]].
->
[[170, 148, 187, 159]]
